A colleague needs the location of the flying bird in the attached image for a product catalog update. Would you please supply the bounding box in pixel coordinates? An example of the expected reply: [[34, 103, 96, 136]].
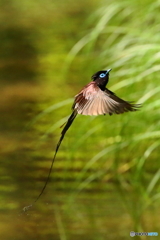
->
[[23, 69, 140, 210]]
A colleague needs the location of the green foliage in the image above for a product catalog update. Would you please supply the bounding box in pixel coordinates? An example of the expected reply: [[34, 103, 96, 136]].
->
[[1, 0, 160, 239], [33, 0, 160, 233]]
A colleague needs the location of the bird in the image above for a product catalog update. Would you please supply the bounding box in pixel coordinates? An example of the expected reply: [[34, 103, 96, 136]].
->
[[23, 69, 140, 210]]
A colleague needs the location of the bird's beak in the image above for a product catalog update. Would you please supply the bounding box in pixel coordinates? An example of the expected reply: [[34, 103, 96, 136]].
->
[[106, 69, 112, 74]]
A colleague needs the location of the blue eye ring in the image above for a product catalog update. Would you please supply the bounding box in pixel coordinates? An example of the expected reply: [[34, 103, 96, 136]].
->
[[99, 73, 106, 78]]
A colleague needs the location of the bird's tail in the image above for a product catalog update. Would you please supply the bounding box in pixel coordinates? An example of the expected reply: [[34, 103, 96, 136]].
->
[[23, 110, 77, 211]]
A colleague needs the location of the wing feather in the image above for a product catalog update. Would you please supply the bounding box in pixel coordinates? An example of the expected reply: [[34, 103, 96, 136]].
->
[[73, 82, 140, 116]]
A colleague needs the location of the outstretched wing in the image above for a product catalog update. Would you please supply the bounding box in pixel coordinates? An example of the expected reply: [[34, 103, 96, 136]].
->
[[73, 82, 140, 116]]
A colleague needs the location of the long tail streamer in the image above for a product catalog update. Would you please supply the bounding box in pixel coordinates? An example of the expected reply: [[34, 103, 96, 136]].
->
[[23, 110, 77, 211]]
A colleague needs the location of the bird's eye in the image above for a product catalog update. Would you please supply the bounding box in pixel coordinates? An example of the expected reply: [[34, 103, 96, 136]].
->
[[99, 73, 106, 78]]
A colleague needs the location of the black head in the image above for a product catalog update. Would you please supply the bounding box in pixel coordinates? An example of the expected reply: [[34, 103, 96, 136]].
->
[[91, 69, 112, 91]]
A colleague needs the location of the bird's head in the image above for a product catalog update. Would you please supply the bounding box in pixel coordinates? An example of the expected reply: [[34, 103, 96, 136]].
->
[[91, 69, 112, 90]]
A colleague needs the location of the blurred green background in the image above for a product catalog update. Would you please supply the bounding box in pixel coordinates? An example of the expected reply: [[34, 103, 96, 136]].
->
[[0, 0, 160, 239]]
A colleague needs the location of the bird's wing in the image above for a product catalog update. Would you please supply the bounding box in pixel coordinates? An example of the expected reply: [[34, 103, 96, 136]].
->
[[73, 82, 140, 116], [103, 88, 140, 115]]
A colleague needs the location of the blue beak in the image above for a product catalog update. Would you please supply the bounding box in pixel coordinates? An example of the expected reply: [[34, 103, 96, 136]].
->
[[106, 69, 112, 74]]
